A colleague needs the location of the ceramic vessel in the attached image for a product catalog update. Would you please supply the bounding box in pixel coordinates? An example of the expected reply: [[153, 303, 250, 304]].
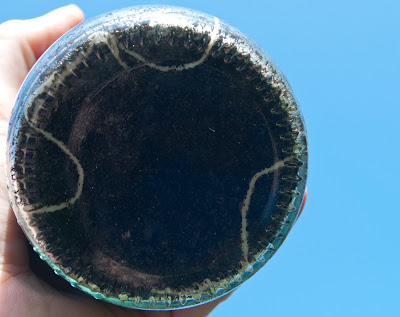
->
[[6, 6, 307, 310]]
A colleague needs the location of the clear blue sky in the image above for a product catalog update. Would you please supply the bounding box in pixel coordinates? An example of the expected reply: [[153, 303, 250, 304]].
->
[[2, 0, 399, 316]]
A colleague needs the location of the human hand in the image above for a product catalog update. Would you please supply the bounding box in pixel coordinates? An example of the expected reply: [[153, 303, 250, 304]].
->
[[0, 5, 227, 316]]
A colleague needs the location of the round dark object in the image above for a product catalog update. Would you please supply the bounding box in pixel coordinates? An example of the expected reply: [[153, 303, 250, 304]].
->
[[6, 6, 307, 310]]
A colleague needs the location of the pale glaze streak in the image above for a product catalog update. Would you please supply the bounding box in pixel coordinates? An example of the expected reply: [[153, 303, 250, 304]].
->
[[22, 18, 220, 214], [28, 126, 85, 214], [240, 156, 294, 263], [124, 17, 220, 72]]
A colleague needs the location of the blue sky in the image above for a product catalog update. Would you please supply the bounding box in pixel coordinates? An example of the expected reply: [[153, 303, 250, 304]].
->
[[2, 0, 399, 316]]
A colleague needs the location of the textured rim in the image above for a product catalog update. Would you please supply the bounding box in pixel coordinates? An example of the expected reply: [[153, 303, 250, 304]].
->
[[6, 5, 307, 310]]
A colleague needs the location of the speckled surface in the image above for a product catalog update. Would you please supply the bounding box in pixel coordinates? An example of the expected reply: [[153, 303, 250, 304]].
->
[[6, 6, 307, 310]]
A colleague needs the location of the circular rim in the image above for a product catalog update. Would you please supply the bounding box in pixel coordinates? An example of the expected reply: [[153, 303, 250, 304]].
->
[[6, 5, 307, 310]]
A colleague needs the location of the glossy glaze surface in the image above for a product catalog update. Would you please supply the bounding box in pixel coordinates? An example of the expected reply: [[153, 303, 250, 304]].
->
[[6, 6, 307, 309]]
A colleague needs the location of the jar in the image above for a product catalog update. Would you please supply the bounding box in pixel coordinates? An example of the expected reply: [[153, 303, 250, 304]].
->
[[6, 5, 307, 310]]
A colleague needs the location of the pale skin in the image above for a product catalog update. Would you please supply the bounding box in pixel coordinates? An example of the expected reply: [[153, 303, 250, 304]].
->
[[0, 5, 229, 317]]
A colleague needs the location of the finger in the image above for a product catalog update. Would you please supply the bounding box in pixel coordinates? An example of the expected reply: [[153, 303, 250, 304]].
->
[[295, 187, 307, 222], [0, 5, 84, 123], [0, 4, 84, 60]]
